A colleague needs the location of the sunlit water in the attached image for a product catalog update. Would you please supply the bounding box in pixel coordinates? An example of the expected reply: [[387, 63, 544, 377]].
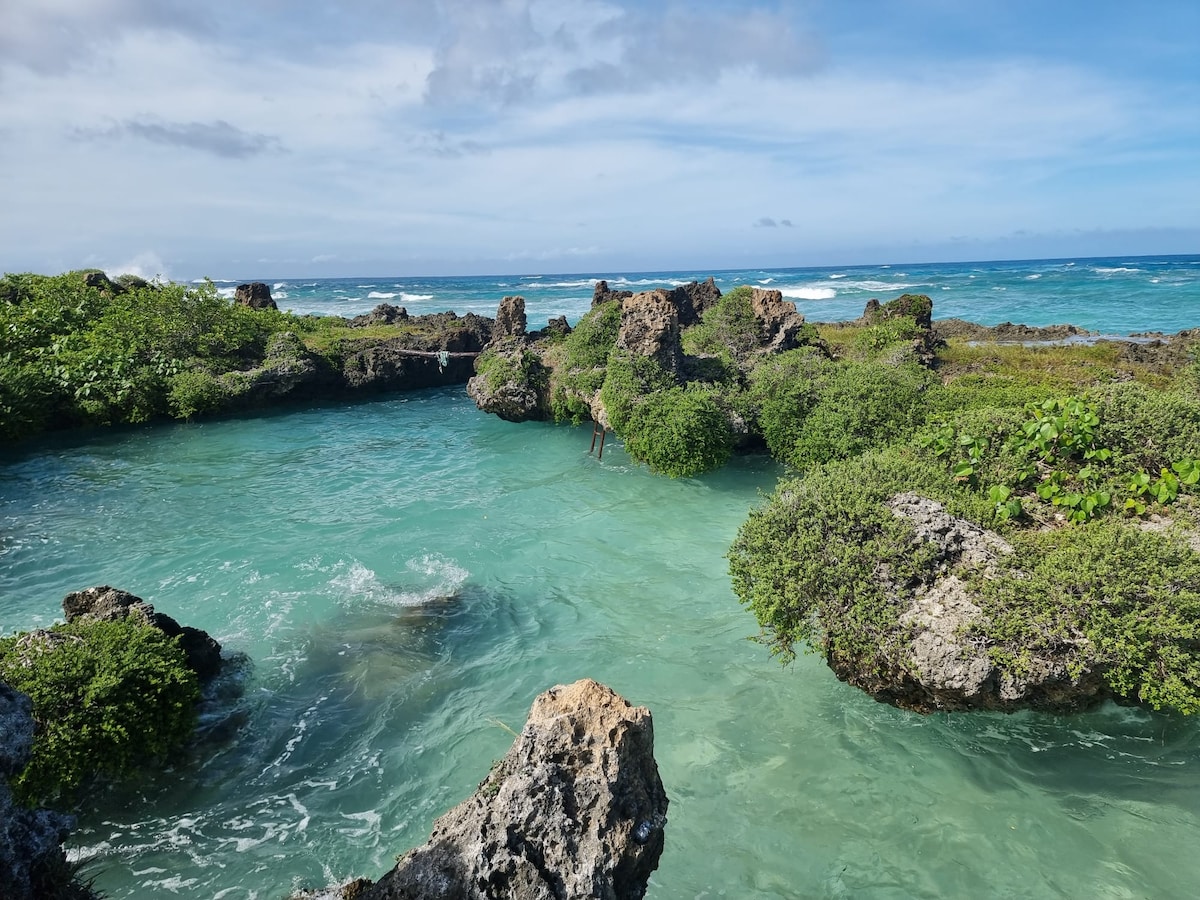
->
[[3, 257, 1200, 898]]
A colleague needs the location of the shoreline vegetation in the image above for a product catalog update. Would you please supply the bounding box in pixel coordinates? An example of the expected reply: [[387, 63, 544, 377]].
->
[[2, 268, 1199, 897]]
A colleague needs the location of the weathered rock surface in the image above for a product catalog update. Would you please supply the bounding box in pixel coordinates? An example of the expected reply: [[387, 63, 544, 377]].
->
[[493, 296, 528, 339], [863, 293, 933, 331], [0, 684, 87, 900], [349, 303, 410, 327], [749, 287, 814, 354], [466, 338, 550, 423], [234, 282, 278, 310], [592, 280, 634, 307], [616, 290, 682, 374], [301, 679, 668, 900], [831, 494, 1109, 713], [932, 319, 1091, 343], [62, 585, 223, 680]]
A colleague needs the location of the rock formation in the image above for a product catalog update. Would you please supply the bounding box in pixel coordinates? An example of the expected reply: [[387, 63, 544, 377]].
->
[[234, 282, 278, 310], [349, 304, 410, 326], [493, 296, 528, 339], [62, 585, 223, 681], [298, 679, 668, 900], [749, 288, 815, 354], [592, 280, 633, 308], [0, 685, 91, 900], [615, 289, 682, 374], [831, 494, 1109, 712]]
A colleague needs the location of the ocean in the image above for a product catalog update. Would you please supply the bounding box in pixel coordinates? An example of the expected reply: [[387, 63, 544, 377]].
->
[[2, 255, 1200, 898], [204, 254, 1200, 336]]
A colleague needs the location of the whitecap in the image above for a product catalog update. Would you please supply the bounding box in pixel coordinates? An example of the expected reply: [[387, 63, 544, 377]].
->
[[330, 557, 468, 608], [1094, 267, 1142, 274], [217, 287, 236, 299], [757, 277, 775, 284], [342, 296, 363, 302], [357, 284, 375, 288], [1025, 274, 1042, 280], [274, 291, 289, 299], [827, 274, 846, 280], [400, 292, 434, 302], [367, 291, 398, 300], [273, 282, 289, 290], [831, 280, 916, 292], [333, 289, 347, 293], [780, 286, 837, 301]]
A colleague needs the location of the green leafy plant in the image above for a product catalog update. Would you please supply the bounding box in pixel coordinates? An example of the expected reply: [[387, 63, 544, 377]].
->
[[622, 385, 733, 478], [0, 617, 200, 805]]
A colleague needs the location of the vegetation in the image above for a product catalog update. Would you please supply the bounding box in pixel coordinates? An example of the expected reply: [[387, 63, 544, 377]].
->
[[548, 300, 622, 423], [0, 617, 200, 805], [0, 270, 464, 441], [622, 386, 734, 478]]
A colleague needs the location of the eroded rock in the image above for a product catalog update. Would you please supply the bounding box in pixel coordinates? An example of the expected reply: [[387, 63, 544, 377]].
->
[[493, 296, 528, 339], [63, 585, 223, 681], [304, 679, 668, 900], [0, 685, 84, 900], [234, 282, 277, 310], [617, 290, 682, 373]]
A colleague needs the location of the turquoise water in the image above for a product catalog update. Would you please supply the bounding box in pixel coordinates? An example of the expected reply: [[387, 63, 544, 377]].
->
[[2, 258, 1200, 898], [215, 254, 1200, 336]]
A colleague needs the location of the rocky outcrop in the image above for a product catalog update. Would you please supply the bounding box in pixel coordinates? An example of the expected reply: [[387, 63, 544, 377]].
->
[[932, 319, 1091, 343], [493, 296, 528, 339], [466, 339, 551, 423], [592, 280, 633, 307], [830, 494, 1109, 713], [863, 293, 933, 331], [62, 585, 223, 681], [349, 304, 409, 327], [616, 290, 682, 374], [666, 277, 722, 327], [234, 282, 277, 310], [299, 680, 668, 900], [0, 685, 90, 900], [749, 288, 814, 353]]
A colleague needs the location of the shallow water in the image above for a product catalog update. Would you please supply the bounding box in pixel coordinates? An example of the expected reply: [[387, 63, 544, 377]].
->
[[4, 384, 1200, 898]]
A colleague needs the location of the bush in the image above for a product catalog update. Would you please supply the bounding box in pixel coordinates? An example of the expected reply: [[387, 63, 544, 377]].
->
[[599, 349, 674, 434], [549, 301, 622, 423], [728, 448, 974, 662], [977, 524, 1200, 713], [622, 385, 734, 478], [167, 369, 228, 420], [1093, 381, 1200, 473], [0, 618, 200, 805], [745, 348, 828, 463], [681, 285, 761, 365], [783, 360, 932, 469], [474, 344, 550, 395]]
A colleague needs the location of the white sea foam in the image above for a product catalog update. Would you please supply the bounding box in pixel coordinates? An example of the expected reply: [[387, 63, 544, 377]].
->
[[1026, 274, 1042, 280], [333, 289, 347, 293], [217, 287, 236, 299], [758, 277, 775, 284], [273, 282, 289, 290], [828, 274, 846, 279], [400, 292, 434, 302], [1094, 267, 1142, 274], [330, 557, 468, 608], [780, 286, 837, 301], [192, 278, 237, 284], [367, 291, 397, 300], [275, 291, 289, 299]]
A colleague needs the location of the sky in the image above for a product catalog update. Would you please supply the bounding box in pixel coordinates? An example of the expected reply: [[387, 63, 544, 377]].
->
[[1, 0, 1197, 279]]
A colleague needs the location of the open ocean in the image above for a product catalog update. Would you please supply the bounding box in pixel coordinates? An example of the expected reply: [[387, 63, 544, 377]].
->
[[2, 254, 1200, 898], [203, 254, 1200, 336]]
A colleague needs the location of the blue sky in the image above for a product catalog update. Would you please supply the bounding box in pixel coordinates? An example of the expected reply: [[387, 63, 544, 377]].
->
[[1, 0, 1197, 279]]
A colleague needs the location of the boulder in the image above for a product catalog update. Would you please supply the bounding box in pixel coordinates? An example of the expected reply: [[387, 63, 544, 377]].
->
[[863, 293, 932, 330], [830, 494, 1109, 712], [234, 282, 277, 310], [749, 287, 813, 353], [540, 316, 571, 339], [616, 290, 682, 373], [304, 679, 668, 900], [62, 585, 223, 681], [493, 296, 528, 339], [349, 304, 410, 327], [0, 684, 82, 900]]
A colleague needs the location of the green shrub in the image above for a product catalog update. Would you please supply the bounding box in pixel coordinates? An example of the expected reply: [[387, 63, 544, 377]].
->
[[0, 618, 200, 805], [549, 301, 622, 423], [1093, 381, 1200, 473], [475, 345, 550, 396], [784, 360, 932, 469], [168, 369, 228, 420], [746, 348, 828, 463], [976, 524, 1200, 713], [852, 315, 923, 355], [681, 285, 761, 365], [622, 385, 734, 478], [728, 448, 974, 663], [599, 349, 675, 433]]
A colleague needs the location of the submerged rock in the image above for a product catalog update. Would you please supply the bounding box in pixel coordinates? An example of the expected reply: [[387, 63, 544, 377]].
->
[[299, 679, 668, 900]]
